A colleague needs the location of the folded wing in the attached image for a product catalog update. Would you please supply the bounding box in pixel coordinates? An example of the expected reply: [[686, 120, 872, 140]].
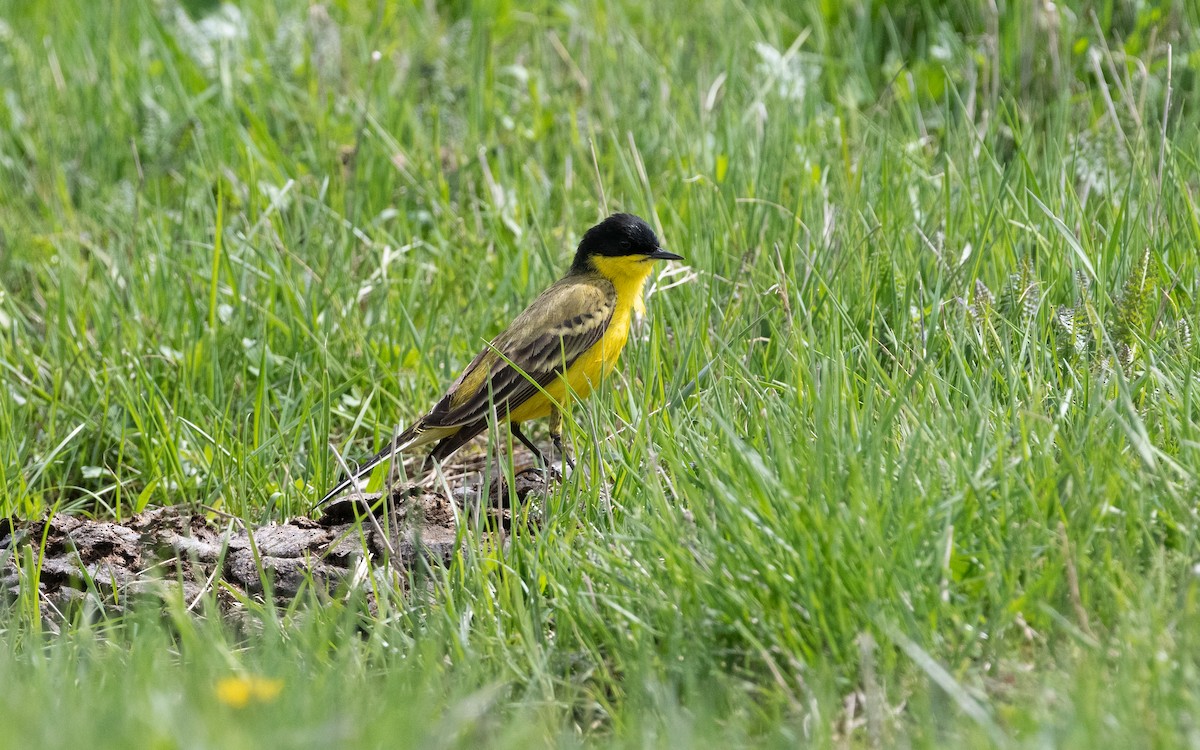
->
[[423, 277, 615, 428]]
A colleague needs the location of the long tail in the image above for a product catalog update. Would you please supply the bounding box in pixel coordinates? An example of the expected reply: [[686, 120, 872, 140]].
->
[[314, 422, 428, 510]]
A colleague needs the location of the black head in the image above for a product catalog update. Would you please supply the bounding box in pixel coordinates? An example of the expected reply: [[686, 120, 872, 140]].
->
[[571, 213, 682, 273]]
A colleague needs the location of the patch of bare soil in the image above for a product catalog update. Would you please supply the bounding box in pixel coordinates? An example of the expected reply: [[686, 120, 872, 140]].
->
[[0, 451, 555, 627]]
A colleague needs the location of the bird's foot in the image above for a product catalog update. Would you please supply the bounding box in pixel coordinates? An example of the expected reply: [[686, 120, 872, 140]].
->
[[551, 433, 574, 471]]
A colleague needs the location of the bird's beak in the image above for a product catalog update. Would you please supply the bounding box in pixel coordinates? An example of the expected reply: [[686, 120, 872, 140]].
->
[[648, 247, 684, 261]]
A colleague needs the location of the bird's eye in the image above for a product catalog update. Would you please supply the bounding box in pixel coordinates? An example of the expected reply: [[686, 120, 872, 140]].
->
[[619, 239, 631, 250]]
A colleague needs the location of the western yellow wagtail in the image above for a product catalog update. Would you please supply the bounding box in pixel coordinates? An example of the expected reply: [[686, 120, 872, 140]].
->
[[317, 213, 681, 508]]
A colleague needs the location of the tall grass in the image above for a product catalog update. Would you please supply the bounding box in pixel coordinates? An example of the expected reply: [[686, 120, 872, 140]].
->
[[2, 0, 1199, 746]]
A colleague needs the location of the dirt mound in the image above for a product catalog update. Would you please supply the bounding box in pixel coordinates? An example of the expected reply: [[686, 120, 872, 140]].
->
[[1, 461, 553, 628]]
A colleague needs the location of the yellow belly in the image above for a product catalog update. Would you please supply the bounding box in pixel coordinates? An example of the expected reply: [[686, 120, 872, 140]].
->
[[505, 303, 633, 424]]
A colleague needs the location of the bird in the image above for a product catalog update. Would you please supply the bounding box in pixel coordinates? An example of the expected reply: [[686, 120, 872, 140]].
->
[[315, 212, 682, 509]]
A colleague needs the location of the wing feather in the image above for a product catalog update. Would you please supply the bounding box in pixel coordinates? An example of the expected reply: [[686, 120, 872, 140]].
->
[[422, 277, 615, 428]]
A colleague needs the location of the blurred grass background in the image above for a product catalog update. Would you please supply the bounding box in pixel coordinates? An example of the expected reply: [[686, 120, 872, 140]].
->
[[1, 0, 1199, 746]]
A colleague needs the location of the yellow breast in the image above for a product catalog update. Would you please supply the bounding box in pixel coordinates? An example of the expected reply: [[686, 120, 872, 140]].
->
[[506, 255, 654, 423]]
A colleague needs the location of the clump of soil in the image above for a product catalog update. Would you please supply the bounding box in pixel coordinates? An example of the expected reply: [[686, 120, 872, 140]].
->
[[1, 452, 554, 627]]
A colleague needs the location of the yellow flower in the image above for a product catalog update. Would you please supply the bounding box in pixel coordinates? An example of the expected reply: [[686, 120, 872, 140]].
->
[[215, 675, 283, 709]]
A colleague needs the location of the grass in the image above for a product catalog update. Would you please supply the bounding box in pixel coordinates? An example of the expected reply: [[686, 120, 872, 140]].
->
[[2, 0, 1200, 746]]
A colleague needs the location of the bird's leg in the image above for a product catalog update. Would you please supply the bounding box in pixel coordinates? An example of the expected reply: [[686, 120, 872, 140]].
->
[[509, 422, 551, 468], [548, 406, 574, 469]]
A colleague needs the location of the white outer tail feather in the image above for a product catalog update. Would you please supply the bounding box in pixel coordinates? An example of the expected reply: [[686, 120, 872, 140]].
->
[[314, 427, 425, 510]]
